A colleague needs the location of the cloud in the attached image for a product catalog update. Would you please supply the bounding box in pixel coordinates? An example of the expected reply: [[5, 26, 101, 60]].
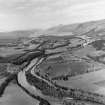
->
[[22, 0, 105, 28], [61, 1, 105, 24], [0, 0, 101, 13], [0, 0, 105, 31]]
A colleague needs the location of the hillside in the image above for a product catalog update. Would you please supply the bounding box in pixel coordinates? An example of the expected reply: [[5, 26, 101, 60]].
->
[[1, 19, 105, 39], [45, 19, 105, 36], [0, 29, 42, 39]]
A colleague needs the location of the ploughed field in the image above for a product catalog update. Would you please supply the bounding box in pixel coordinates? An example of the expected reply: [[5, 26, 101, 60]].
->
[[39, 60, 90, 79]]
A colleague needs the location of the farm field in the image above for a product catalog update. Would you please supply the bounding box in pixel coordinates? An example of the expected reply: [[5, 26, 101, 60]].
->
[[57, 69, 105, 95], [1, 19, 105, 105]]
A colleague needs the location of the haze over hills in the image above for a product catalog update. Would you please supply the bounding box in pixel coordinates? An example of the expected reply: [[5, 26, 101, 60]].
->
[[46, 19, 105, 35], [0, 29, 42, 39], [1, 19, 105, 39]]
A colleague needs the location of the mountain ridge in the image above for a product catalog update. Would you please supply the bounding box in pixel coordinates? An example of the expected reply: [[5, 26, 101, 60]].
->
[[1, 19, 105, 39]]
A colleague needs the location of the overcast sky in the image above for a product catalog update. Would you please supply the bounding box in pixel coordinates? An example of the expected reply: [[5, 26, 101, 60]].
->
[[0, 0, 105, 32]]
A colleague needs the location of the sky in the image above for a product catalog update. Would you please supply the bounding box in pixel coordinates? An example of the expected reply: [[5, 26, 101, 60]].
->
[[0, 0, 105, 32]]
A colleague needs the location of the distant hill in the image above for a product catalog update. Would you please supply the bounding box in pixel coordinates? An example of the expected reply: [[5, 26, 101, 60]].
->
[[45, 19, 105, 36], [1, 19, 105, 39], [0, 29, 42, 39]]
